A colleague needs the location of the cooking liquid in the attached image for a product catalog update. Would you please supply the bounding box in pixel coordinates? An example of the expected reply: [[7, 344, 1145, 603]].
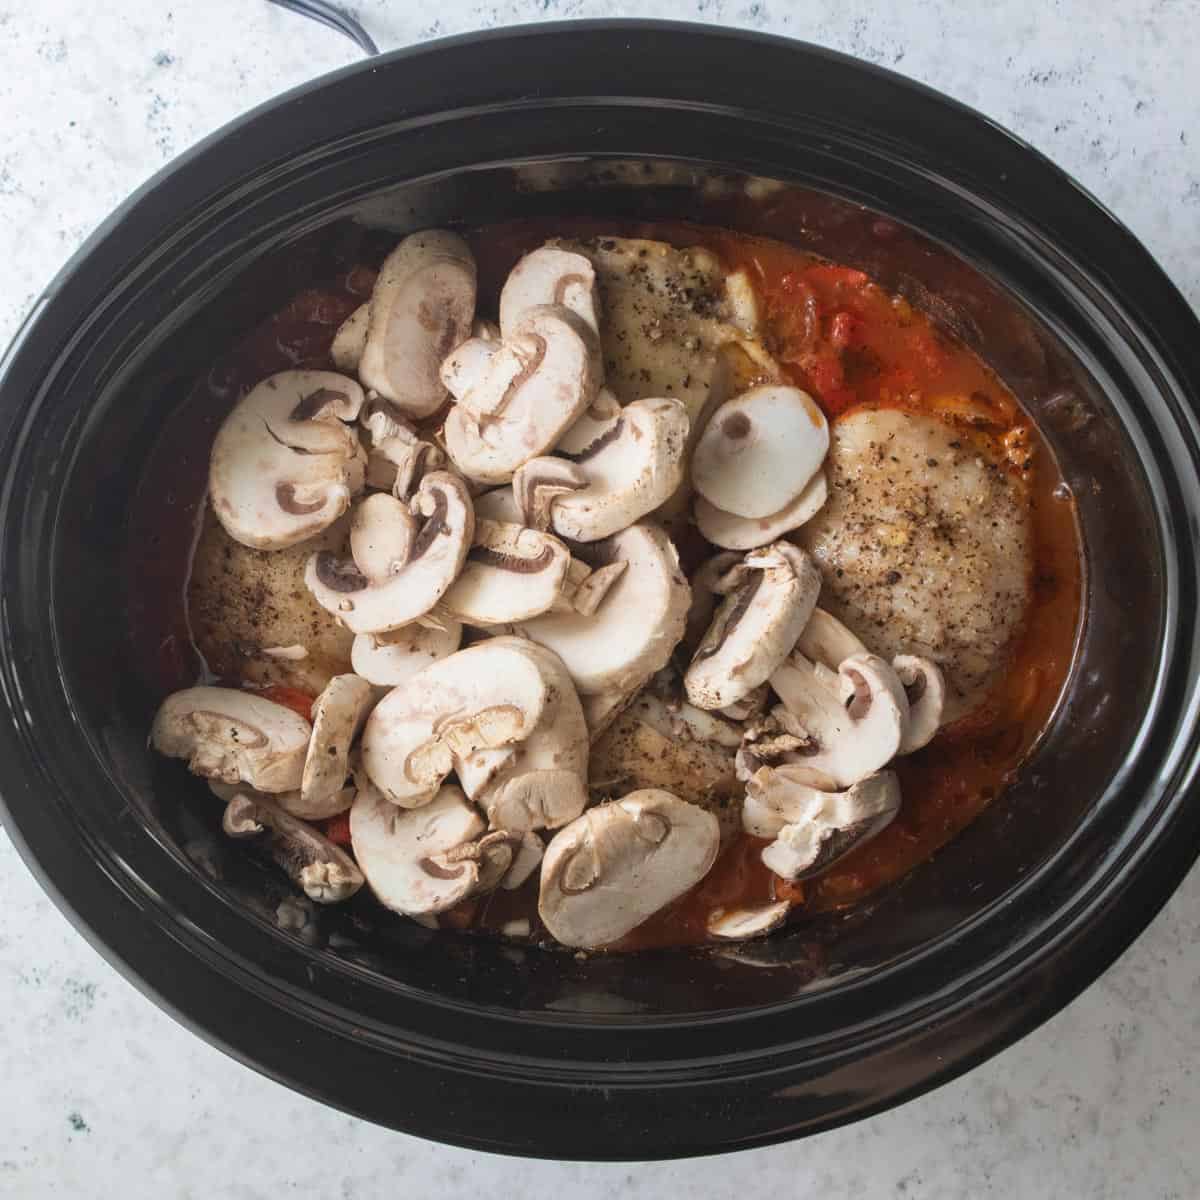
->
[[129, 218, 1081, 951]]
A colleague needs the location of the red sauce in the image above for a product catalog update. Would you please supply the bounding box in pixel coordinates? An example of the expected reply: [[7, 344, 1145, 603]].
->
[[130, 218, 1082, 952]]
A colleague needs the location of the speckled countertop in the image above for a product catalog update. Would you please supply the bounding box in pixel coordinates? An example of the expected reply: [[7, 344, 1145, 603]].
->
[[1, 3, 1198, 1196]]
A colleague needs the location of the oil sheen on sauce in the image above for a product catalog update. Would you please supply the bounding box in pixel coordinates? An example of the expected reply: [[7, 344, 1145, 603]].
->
[[130, 218, 1082, 953]]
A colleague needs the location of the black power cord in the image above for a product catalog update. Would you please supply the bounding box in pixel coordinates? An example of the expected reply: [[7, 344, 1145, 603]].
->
[[266, 0, 380, 57]]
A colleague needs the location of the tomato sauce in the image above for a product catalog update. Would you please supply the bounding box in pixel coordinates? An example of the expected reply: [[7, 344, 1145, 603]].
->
[[131, 217, 1081, 952]]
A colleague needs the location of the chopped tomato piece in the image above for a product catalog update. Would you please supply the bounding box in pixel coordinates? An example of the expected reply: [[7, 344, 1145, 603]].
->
[[320, 812, 353, 847], [803, 264, 869, 291], [253, 684, 316, 722], [806, 351, 845, 397], [829, 309, 863, 350]]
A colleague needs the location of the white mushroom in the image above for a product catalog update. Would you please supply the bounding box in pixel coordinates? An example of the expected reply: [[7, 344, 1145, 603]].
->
[[556, 558, 629, 616], [684, 542, 821, 711], [499, 245, 601, 341], [222, 792, 364, 902], [298, 674, 375, 818], [694, 470, 828, 551], [151, 687, 312, 793], [706, 900, 791, 940], [330, 302, 369, 372], [743, 767, 902, 881], [538, 789, 720, 948], [209, 370, 366, 550], [209, 777, 355, 822], [513, 397, 690, 542], [359, 640, 549, 808], [304, 471, 473, 635], [517, 522, 691, 699], [893, 654, 947, 753], [691, 386, 829, 518], [441, 304, 600, 484], [358, 230, 477, 417], [796, 607, 867, 670], [359, 396, 446, 499], [768, 652, 910, 788], [680, 550, 743, 660], [502, 831, 544, 889], [556, 387, 622, 457], [350, 780, 486, 915], [350, 618, 462, 687], [439, 519, 572, 625]]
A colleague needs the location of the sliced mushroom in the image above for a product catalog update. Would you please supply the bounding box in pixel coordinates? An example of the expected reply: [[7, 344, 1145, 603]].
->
[[349, 780, 486, 915], [517, 522, 691, 699], [893, 654, 947, 753], [556, 387, 622, 457], [209, 777, 355, 822], [695, 470, 828, 551], [499, 245, 601, 343], [439, 519, 572, 626], [514, 397, 690, 542], [680, 551, 743, 661], [511, 457, 587, 531], [706, 900, 791, 940], [734, 710, 834, 784], [359, 396, 446, 499], [298, 674, 375, 818], [358, 230, 476, 417], [691, 386, 829, 519], [331, 302, 369, 372], [796, 607, 867, 670], [556, 558, 629, 616], [222, 792, 364, 903], [305, 471, 473, 635], [539, 789, 720, 948], [472, 485, 522, 524], [360, 640, 549, 807], [743, 767, 902, 881], [768, 652, 909, 788], [441, 304, 600, 484], [502, 831, 545, 889], [151, 687, 312, 793], [465, 638, 590, 833], [685, 542, 821, 711], [350, 618, 462, 687], [209, 370, 366, 550]]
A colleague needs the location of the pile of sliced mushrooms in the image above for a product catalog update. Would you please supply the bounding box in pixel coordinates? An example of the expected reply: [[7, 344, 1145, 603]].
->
[[151, 230, 946, 951]]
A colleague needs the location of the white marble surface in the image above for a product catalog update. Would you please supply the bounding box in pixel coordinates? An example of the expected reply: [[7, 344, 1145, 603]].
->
[[1, 2, 1198, 1195]]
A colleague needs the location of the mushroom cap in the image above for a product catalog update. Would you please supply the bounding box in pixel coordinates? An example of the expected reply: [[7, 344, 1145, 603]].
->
[[694, 469, 828, 551], [305, 471, 474, 635], [350, 618, 462, 687], [538, 789, 720, 948], [221, 792, 364, 903], [209, 370, 367, 550], [358, 230, 477, 418], [893, 653, 947, 754], [360, 640, 549, 807], [499, 245, 601, 341], [706, 900, 791, 940], [691, 386, 829, 519], [298, 674, 375, 818], [745, 767, 902, 881], [151, 686, 312, 793], [795, 607, 867, 671], [684, 542, 821, 710], [441, 304, 600, 484], [517, 522, 691, 696], [440, 519, 573, 625], [768, 651, 909, 788], [330, 302, 369, 372], [516, 397, 690, 543], [350, 780, 487, 915], [471, 485, 522, 524]]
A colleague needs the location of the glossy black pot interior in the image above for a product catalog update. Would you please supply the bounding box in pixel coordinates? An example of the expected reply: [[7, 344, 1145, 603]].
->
[[3, 24, 1200, 1159]]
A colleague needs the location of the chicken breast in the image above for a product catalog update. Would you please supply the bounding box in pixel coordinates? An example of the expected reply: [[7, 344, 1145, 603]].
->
[[799, 407, 1032, 721], [187, 505, 354, 694]]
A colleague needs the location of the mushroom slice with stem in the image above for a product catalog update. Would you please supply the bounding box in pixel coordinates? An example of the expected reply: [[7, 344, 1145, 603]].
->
[[743, 767, 902, 881], [299, 674, 375, 818], [555, 387, 622, 457], [209, 370, 366, 550], [514, 397, 690, 542], [305, 471, 473, 635], [512, 457, 587, 531], [556, 558, 629, 616], [441, 304, 600, 484], [331, 302, 369, 372], [893, 654, 947, 754], [358, 230, 477, 417], [350, 780, 486, 915], [222, 792, 364, 903], [695, 470, 828, 551], [499, 245, 601, 344], [691, 385, 829, 519], [538, 789, 720, 949], [359, 640, 549, 808], [151, 687, 312, 793], [706, 900, 792, 940], [350, 618, 462, 687], [768, 651, 910, 788], [359, 396, 446, 499], [796, 607, 868, 671], [439, 519, 572, 626], [685, 542, 821, 711], [680, 551, 743, 661]]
